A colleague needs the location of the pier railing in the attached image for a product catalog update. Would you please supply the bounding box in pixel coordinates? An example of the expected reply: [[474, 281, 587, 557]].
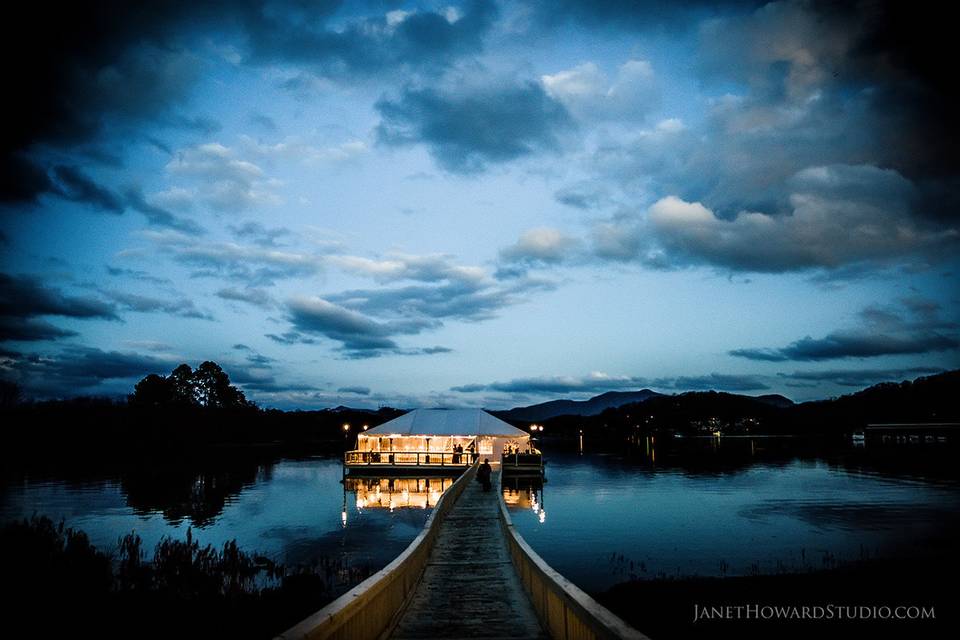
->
[[497, 481, 650, 640], [276, 462, 477, 640], [344, 450, 475, 467]]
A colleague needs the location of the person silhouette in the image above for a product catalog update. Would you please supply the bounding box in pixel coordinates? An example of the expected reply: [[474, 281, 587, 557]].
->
[[478, 458, 492, 492]]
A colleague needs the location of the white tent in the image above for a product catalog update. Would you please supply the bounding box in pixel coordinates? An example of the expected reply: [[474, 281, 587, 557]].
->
[[365, 408, 529, 437], [355, 408, 531, 463]]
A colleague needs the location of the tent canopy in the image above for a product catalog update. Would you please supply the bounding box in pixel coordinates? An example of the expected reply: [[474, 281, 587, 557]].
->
[[363, 409, 528, 438]]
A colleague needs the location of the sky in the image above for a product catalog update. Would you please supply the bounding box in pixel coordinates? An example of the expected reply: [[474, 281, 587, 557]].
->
[[1, 0, 958, 409]]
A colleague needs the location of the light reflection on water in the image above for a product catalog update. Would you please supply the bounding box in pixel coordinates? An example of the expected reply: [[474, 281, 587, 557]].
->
[[0, 457, 433, 572], [505, 446, 960, 593]]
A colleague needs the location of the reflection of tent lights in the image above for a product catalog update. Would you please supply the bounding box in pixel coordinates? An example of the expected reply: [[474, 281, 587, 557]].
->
[[389, 498, 395, 513], [356, 496, 365, 510], [341, 509, 347, 527], [539, 510, 546, 524]]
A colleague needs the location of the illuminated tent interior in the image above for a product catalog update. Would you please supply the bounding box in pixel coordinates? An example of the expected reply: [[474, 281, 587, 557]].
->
[[348, 408, 534, 466]]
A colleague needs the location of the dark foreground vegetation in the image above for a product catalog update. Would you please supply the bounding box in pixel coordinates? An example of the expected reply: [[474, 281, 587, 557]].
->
[[1, 515, 371, 639], [599, 554, 959, 640]]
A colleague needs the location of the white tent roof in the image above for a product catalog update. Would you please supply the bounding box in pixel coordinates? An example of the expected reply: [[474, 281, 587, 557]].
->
[[363, 409, 528, 437]]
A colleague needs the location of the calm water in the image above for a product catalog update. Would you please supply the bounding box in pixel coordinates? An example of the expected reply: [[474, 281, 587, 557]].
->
[[506, 442, 960, 593], [3, 441, 959, 599], [0, 457, 434, 578]]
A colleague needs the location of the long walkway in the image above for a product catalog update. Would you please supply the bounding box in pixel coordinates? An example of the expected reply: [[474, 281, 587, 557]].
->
[[389, 471, 547, 640]]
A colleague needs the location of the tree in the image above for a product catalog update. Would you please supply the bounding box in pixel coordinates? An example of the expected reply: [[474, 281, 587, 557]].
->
[[128, 374, 172, 407], [192, 361, 248, 409], [169, 364, 196, 406], [128, 362, 249, 409]]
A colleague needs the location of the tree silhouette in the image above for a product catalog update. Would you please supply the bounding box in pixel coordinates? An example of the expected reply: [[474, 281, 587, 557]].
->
[[129, 362, 249, 409]]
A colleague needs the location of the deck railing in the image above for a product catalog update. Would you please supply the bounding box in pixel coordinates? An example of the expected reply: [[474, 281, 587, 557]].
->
[[497, 479, 649, 640], [276, 462, 477, 640], [344, 450, 476, 467]]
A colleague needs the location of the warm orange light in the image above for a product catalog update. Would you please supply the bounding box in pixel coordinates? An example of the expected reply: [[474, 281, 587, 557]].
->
[[343, 423, 350, 431]]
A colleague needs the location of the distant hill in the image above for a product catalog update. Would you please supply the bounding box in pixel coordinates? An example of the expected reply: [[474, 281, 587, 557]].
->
[[529, 370, 959, 438], [493, 389, 663, 421], [754, 394, 794, 408]]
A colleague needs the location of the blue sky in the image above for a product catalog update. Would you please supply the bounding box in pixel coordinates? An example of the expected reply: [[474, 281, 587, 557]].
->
[[2, 0, 958, 409]]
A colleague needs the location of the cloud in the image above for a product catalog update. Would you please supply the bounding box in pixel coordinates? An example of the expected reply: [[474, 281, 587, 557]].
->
[[51, 166, 125, 212], [244, 0, 497, 77], [0, 274, 119, 342], [731, 333, 959, 363], [498, 228, 581, 267], [0, 317, 77, 342], [125, 186, 205, 235], [329, 253, 486, 285], [731, 300, 959, 362], [165, 143, 280, 212], [338, 386, 370, 395], [778, 367, 946, 388], [670, 373, 769, 392], [2, 1, 496, 204], [452, 371, 770, 396], [101, 290, 213, 320], [229, 222, 291, 247], [216, 287, 274, 309], [375, 77, 574, 172], [287, 296, 416, 353], [146, 230, 322, 285], [1, 346, 177, 398], [457, 372, 650, 395], [265, 331, 316, 346], [641, 168, 957, 272], [541, 59, 659, 121]]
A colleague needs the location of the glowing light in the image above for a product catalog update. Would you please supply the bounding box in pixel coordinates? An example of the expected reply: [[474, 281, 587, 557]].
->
[[341, 510, 347, 527], [539, 510, 546, 524], [363, 424, 369, 430], [343, 423, 351, 431]]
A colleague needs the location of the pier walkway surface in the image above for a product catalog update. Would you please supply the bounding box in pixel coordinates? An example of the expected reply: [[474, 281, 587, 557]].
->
[[277, 463, 646, 640], [389, 470, 547, 640]]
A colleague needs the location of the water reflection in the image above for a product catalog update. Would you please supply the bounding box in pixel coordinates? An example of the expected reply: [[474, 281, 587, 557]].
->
[[506, 442, 960, 593], [502, 476, 546, 524], [344, 477, 456, 514]]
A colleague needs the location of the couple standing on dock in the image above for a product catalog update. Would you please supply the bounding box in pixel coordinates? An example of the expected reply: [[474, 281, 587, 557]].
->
[[477, 458, 492, 492]]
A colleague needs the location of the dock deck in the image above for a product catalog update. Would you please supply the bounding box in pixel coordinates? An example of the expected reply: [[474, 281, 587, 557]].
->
[[389, 470, 547, 640]]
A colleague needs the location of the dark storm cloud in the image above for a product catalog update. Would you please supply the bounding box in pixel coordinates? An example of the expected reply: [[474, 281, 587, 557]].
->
[[0, 317, 77, 342], [51, 166, 125, 213], [670, 373, 769, 392], [778, 367, 946, 388], [375, 79, 574, 172], [1, 0, 496, 203], [731, 333, 959, 363], [523, 0, 762, 30], [286, 296, 432, 354], [2, 346, 176, 398], [690, 0, 960, 222], [243, 0, 497, 76], [732, 298, 960, 363], [0, 273, 118, 323]]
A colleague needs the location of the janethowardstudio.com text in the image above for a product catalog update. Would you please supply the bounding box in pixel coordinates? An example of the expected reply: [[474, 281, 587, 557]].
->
[[693, 604, 935, 623]]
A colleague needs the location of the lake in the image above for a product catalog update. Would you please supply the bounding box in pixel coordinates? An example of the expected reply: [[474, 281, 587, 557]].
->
[[3, 438, 958, 599]]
